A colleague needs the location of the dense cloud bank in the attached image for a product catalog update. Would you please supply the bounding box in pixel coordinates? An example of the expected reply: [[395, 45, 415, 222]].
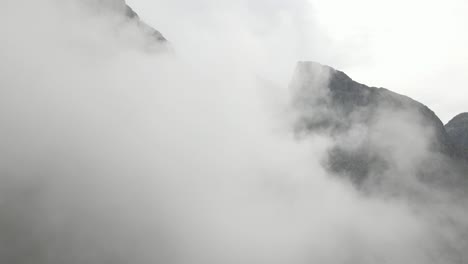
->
[[0, 1, 467, 263]]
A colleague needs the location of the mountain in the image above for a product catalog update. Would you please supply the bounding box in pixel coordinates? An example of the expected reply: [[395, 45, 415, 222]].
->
[[86, 0, 167, 48], [290, 61, 467, 188], [123, 3, 167, 43], [446, 113, 468, 160]]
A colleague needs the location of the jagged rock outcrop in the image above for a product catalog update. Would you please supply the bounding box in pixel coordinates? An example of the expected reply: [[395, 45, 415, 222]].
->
[[290, 61, 465, 188]]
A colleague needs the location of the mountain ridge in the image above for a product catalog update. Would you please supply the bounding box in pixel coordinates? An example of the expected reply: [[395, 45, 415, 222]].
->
[[85, 0, 168, 48], [123, 2, 167, 43], [291, 61, 467, 187], [446, 112, 468, 160]]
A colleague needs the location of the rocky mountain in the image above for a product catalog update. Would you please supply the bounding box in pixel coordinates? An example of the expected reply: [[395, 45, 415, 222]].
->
[[446, 113, 468, 160], [86, 0, 167, 49], [290, 61, 467, 188], [123, 2, 167, 43]]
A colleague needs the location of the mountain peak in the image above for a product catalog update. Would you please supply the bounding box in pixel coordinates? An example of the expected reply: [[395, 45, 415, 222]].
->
[[296, 61, 335, 71], [447, 112, 468, 125], [123, 3, 167, 43], [83, 0, 167, 47], [291, 61, 463, 186], [446, 113, 468, 159]]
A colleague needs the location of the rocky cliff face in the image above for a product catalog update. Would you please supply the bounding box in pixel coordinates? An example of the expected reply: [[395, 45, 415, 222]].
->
[[290, 61, 467, 189]]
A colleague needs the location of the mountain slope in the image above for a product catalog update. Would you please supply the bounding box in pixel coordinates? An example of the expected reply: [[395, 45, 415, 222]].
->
[[123, 3, 167, 43], [84, 0, 167, 49], [446, 113, 468, 160], [290, 61, 465, 188]]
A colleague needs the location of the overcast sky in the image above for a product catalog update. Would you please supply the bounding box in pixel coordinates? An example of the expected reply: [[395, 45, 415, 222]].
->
[[128, 0, 467, 122]]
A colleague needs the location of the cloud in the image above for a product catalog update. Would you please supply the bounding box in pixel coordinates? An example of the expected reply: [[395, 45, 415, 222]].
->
[[0, 0, 467, 263]]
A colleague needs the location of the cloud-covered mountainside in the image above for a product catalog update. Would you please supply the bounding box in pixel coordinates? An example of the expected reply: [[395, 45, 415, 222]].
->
[[291, 61, 468, 192], [2, 1, 468, 264], [446, 113, 468, 160], [84, 0, 167, 50], [121, 1, 167, 43]]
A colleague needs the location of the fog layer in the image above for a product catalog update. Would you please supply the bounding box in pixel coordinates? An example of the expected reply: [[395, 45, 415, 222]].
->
[[0, 1, 467, 263]]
